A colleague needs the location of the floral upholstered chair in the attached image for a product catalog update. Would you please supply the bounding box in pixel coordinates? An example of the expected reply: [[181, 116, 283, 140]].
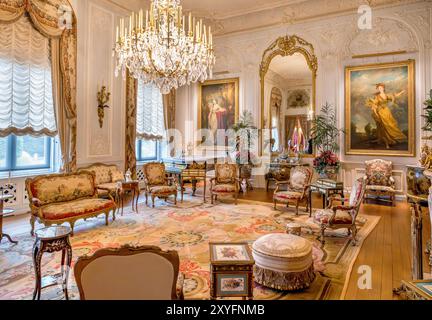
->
[[210, 163, 239, 205], [313, 178, 366, 245], [143, 162, 178, 208], [364, 159, 396, 206], [273, 166, 312, 215]]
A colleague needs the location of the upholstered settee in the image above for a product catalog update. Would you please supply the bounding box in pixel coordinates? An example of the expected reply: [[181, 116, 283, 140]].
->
[[26, 171, 117, 236], [77, 163, 124, 199]]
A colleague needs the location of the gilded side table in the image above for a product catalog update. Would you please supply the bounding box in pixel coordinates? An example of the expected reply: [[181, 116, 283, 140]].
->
[[0, 194, 17, 244], [394, 280, 432, 300], [32, 226, 72, 300]]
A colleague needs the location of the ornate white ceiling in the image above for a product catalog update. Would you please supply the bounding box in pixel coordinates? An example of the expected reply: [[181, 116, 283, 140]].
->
[[114, 0, 421, 36]]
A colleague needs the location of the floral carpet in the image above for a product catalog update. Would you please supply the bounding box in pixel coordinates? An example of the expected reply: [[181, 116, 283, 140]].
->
[[0, 196, 379, 300]]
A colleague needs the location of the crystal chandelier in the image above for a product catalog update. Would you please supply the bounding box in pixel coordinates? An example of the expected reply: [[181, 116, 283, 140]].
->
[[114, 0, 216, 94]]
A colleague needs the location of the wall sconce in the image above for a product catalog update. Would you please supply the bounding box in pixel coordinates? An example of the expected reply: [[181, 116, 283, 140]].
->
[[97, 85, 111, 128]]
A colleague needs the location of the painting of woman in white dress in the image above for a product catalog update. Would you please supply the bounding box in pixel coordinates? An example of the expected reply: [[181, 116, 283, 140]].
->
[[198, 78, 239, 146]]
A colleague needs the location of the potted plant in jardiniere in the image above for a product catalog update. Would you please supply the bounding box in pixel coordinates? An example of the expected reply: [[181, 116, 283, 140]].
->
[[231, 111, 259, 183], [311, 103, 344, 180], [420, 90, 432, 168]]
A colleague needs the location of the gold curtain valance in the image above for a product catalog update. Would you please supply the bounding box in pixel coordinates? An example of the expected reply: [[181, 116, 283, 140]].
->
[[0, 0, 71, 37]]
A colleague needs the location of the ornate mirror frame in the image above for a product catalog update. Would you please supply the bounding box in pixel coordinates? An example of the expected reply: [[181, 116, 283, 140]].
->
[[259, 35, 318, 156]]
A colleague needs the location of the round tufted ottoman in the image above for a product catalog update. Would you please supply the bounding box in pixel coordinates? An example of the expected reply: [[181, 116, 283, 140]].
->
[[252, 233, 315, 291]]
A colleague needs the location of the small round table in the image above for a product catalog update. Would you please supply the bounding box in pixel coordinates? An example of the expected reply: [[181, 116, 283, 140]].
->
[[32, 226, 72, 300], [117, 180, 140, 215], [0, 194, 17, 244]]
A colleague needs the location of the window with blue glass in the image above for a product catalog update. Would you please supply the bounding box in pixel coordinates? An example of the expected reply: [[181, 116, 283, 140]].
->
[[0, 135, 52, 171], [136, 139, 159, 162]]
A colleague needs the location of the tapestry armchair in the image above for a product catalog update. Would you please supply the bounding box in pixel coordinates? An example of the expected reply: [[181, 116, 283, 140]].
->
[[364, 159, 396, 206], [313, 178, 366, 245], [74, 245, 184, 300], [273, 166, 312, 215], [210, 163, 240, 205], [143, 162, 178, 207]]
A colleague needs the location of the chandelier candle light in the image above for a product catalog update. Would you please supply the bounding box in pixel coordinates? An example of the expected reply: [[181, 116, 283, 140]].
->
[[114, 0, 216, 94]]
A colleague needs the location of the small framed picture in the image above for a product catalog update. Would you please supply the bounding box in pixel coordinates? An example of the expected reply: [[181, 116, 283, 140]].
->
[[216, 274, 248, 296]]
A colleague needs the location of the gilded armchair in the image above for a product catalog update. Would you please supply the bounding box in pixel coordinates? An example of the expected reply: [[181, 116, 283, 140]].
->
[[364, 159, 396, 206], [210, 163, 239, 205], [143, 162, 178, 208], [313, 178, 366, 245], [273, 166, 312, 215]]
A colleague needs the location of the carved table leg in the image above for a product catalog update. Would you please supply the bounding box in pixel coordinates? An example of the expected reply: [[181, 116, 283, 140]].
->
[[32, 241, 43, 300]]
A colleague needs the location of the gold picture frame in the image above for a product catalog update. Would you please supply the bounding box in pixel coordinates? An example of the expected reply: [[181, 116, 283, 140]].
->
[[197, 78, 239, 147], [345, 60, 416, 157]]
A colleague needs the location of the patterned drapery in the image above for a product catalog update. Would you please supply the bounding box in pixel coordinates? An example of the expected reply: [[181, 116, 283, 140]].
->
[[125, 72, 138, 179], [0, 0, 77, 172]]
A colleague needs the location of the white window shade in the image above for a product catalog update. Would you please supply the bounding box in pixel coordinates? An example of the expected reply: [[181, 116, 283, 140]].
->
[[136, 81, 165, 140], [0, 14, 57, 137]]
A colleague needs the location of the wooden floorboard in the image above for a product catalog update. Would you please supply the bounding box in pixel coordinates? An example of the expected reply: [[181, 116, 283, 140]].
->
[[2, 187, 430, 300]]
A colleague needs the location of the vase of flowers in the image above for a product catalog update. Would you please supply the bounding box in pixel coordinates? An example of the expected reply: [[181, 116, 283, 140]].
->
[[313, 150, 340, 180], [311, 103, 345, 180]]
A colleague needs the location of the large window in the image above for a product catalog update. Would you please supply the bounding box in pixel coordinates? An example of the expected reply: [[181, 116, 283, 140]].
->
[[0, 135, 52, 171], [136, 139, 159, 162]]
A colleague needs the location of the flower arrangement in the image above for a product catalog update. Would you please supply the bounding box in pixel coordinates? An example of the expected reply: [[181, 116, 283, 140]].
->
[[313, 150, 340, 176]]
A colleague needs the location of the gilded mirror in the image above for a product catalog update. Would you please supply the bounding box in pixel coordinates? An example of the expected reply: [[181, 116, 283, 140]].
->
[[260, 35, 318, 157]]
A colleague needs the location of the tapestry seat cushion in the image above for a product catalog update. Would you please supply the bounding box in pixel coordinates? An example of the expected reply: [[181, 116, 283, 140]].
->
[[29, 173, 96, 206], [211, 184, 236, 193], [252, 233, 315, 291], [365, 185, 395, 192], [314, 209, 353, 225], [98, 182, 118, 191], [41, 198, 116, 221], [273, 191, 302, 202], [149, 185, 177, 194]]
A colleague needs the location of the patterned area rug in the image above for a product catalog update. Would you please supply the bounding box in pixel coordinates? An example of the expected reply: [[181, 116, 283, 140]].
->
[[0, 196, 379, 300]]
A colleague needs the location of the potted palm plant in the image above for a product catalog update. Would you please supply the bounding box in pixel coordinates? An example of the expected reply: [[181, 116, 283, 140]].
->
[[420, 90, 432, 167], [231, 111, 258, 180], [311, 103, 344, 180]]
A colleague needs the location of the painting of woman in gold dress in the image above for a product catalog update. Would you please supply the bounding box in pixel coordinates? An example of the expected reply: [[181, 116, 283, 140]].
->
[[345, 60, 415, 156]]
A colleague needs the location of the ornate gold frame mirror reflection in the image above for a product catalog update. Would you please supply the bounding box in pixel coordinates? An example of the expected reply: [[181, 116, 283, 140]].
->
[[259, 35, 318, 157]]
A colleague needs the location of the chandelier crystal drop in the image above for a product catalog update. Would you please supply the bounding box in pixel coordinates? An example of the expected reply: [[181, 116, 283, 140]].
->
[[114, 0, 216, 94]]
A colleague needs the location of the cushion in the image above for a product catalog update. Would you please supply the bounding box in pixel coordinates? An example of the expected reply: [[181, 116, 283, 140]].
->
[[365, 159, 393, 186], [41, 198, 115, 221], [274, 191, 302, 202], [110, 170, 124, 182], [149, 185, 177, 194], [88, 165, 118, 185], [29, 173, 96, 206], [366, 185, 395, 192], [314, 208, 353, 225], [98, 182, 118, 192], [252, 234, 313, 273], [212, 184, 236, 193]]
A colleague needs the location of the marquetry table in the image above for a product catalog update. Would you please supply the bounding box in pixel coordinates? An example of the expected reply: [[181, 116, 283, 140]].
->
[[117, 180, 140, 215], [209, 242, 255, 300], [0, 194, 17, 244], [32, 226, 72, 300]]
